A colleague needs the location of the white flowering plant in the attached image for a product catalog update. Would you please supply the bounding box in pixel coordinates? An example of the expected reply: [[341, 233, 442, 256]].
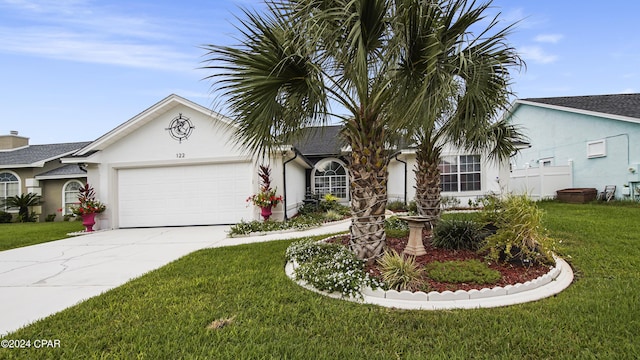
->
[[285, 239, 384, 299]]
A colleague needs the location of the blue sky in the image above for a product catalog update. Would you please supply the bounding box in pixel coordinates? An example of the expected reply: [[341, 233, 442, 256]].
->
[[1, 0, 638, 144]]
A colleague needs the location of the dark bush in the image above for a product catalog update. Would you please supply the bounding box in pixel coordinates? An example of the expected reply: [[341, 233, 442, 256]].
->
[[0, 211, 12, 223], [386, 200, 408, 212], [432, 219, 484, 250]]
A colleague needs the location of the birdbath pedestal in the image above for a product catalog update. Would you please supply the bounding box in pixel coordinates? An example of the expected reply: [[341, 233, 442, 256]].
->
[[398, 216, 434, 256]]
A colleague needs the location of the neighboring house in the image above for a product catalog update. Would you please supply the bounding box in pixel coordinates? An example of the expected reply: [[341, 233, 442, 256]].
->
[[0, 131, 90, 221], [55, 94, 508, 230], [505, 93, 640, 200]]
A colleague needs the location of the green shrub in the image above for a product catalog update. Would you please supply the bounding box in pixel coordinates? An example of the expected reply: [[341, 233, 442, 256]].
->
[[386, 200, 408, 212], [45, 213, 56, 222], [385, 216, 409, 231], [408, 201, 417, 214], [285, 239, 382, 298], [228, 215, 324, 236], [441, 196, 461, 209], [426, 259, 501, 284], [323, 210, 344, 222], [0, 211, 12, 223], [479, 194, 556, 265], [298, 197, 350, 217], [377, 250, 424, 291], [384, 216, 409, 238], [432, 219, 484, 250]]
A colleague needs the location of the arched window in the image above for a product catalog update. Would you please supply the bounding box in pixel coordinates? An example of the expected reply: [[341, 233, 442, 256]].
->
[[0, 172, 20, 211], [63, 180, 83, 215], [313, 159, 348, 200]]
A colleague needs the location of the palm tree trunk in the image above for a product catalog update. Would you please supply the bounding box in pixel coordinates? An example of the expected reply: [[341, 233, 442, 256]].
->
[[414, 140, 442, 219], [344, 117, 388, 264]]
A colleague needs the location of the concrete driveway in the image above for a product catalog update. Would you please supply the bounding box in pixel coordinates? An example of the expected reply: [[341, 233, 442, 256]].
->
[[0, 221, 350, 336]]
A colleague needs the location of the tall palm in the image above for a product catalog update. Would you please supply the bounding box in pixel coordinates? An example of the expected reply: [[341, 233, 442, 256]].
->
[[3, 193, 41, 222], [414, 119, 526, 218], [202, 0, 522, 261], [204, 0, 404, 262], [391, 0, 525, 219]]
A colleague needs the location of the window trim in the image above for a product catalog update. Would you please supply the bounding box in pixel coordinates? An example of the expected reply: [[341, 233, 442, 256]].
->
[[312, 158, 349, 200], [62, 180, 84, 216], [439, 155, 482, 193], [0, 171, 21, 212]]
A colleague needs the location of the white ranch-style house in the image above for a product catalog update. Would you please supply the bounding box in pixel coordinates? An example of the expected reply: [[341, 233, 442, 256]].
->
[[1, 95, 508, 228]]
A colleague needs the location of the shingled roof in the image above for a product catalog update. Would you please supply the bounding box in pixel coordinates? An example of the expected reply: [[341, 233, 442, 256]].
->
[[293, 125, 347, 156], [0, 141, 92, 166], [522, 93, 640, 119], [35, 164, 86, 178]]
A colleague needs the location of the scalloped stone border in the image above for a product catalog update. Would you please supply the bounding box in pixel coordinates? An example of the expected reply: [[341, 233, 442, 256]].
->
[[285, 255, 573, 310]]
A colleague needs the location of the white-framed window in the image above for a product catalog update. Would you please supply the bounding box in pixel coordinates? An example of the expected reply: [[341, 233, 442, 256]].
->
[[62, 180, 83, 215], [0, 171, 20, 212], [439, 155, 481, 192], [313, 159, 348, 199], [587, 139, 606, 158]]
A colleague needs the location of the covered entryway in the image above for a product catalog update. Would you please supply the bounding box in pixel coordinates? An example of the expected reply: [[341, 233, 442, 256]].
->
[[117, 162, 252, 227]]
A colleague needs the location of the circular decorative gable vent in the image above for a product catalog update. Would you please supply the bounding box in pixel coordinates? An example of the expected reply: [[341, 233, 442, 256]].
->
[[165, 113, 195, 143]]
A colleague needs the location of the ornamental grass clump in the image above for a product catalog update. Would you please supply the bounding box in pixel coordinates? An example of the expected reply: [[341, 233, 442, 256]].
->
[[377, 250, 424, 291], [432, 219, 485, 250], [286, 239, 382, 299], [479, 194, 556, 265]]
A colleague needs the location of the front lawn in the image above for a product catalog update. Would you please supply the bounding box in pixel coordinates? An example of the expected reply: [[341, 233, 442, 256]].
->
[[0, 221, 84, 251], [1, 202, 639, 358]]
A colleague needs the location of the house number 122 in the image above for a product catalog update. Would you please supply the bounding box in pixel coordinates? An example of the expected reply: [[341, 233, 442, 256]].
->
[[176, 153, 185, 158]]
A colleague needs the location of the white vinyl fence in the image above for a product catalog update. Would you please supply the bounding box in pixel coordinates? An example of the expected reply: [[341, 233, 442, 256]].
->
[[509, 165, 573, 200]]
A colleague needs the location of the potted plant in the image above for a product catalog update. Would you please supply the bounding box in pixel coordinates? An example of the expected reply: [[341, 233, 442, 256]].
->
[[72, 183, 106, 232], [247, 165, 283, 221]]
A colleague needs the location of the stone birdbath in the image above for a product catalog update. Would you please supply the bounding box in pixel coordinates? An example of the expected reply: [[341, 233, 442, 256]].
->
[[397, 215, 435, 256]]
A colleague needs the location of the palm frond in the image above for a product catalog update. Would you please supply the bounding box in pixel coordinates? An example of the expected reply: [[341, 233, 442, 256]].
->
[[202, 5, 328, 156]]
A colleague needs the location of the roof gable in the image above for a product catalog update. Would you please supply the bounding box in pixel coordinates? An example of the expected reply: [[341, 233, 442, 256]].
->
[[74, 94, 234, 156]]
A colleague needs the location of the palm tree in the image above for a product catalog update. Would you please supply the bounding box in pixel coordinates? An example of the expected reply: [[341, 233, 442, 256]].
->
[[390, 0, 525, 219], [202, 0, 521, 262], [414, 119, 526, 218], [3, 193, 41, 222]]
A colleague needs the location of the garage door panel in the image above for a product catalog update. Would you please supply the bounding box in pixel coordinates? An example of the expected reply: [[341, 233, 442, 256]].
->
[[118, 163, 252, 227]]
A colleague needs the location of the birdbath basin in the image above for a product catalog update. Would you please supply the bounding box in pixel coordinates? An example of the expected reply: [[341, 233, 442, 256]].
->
[[397, 216, 434, 256]]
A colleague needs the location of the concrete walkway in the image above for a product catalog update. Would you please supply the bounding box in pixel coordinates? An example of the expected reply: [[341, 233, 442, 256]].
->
[[0, 220, 350, 336]]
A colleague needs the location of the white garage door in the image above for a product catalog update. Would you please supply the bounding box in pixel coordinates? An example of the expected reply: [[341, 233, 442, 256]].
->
[[117, 162, 252, 227]]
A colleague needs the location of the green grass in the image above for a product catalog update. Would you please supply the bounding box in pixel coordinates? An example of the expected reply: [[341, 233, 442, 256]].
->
[[1, 202, 640, 359], [0, 221, 85, 251]]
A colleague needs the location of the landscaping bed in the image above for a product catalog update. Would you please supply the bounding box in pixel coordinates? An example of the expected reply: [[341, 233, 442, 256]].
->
[[329, 232, 550, 293]]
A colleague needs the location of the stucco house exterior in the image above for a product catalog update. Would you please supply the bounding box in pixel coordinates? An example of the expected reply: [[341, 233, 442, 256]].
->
[[3, 94, 509, 228], [505, 93, 640, 200], [0, 132, 89, 221]]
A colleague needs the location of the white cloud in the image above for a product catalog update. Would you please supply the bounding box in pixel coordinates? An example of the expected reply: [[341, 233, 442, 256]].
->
[[534, 34, 563, 44], [0, 0, 206, 71], [520, 46, 558, 64], [620, 88, 636, 94], [0, 27, 197, 71]]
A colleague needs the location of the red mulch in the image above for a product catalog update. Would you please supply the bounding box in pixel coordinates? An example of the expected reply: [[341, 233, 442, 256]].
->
[[329, 233, 551, 293]]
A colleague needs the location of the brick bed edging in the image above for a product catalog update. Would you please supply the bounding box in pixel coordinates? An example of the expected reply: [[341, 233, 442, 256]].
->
[[284, 256, 573, 310]]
